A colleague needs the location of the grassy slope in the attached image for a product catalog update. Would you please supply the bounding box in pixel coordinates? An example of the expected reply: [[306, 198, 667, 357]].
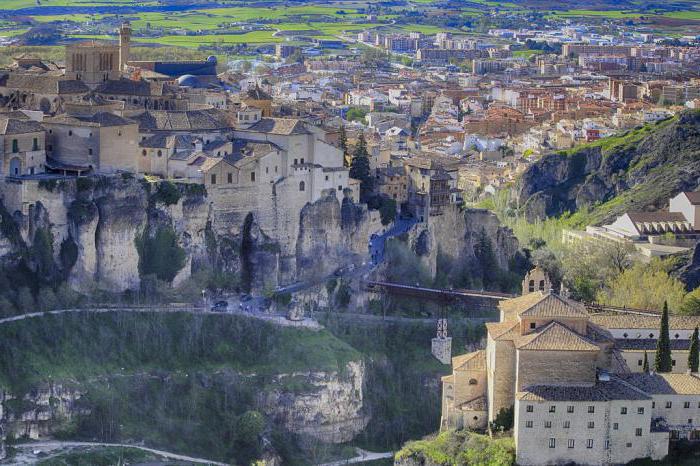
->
[[0, 311, 360, 392]]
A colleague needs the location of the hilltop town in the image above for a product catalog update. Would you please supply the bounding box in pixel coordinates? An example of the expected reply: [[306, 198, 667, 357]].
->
[[0, 1, 699, 465]]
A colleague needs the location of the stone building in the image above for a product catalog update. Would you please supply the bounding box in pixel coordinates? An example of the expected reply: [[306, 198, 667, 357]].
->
[[64, 41, 121, 86], [0, 114, 46, 176], [0, 73, 89, 114], [441, 276, 700, 465], [43, 107, 139, 174]]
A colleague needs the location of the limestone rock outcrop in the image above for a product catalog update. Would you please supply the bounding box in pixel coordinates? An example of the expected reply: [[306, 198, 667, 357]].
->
[[259, 360, 368, 443], [516, 111, 700, 223]]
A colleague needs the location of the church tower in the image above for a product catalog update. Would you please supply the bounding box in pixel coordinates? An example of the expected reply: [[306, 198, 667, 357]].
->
[[119, 22, 132, 71]]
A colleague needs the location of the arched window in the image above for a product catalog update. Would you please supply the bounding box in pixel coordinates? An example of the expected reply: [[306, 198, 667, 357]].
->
[[528, 279, 535, 292], [539, 280, 545, 291], [468, 378, 478, 385], [157, 150, 162, 158], [142, 149, 147, 156], [299, 181, 305, 192]]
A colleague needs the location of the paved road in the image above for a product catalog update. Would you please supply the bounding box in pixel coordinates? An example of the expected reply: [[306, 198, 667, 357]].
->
[[0, 305, 321, 329], [317, 448, 394, 466], [11, 441, 228, 465], [369, 217, 418, 266]]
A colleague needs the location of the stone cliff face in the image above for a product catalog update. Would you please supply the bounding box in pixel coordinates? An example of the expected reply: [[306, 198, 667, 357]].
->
[[516, 111, 700, 222], [0, 361, 367, 453], [0, 383, 85, 441], [0, 177, 378, 294], [395, 206, 522, 289], [259, 360, 368, 443], [296, 194, 381, 281]]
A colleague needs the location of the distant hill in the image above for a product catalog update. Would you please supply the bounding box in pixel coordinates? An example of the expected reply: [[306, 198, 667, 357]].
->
[[516, 110, 700, 225]]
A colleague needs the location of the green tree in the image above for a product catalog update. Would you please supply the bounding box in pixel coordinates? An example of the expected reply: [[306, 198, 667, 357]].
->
[[236, 410, 264, 445], [690, 327, 699, 373], [596, 259, 686, 311], [136, 226, 186, 283], [346, 107, 367, 122], [642, 351, 649, 372], [655, 302, 673, 373], [680, 287, 700, 315], [349, 134, 374, 201], [491, 405, 514, 431], [378, 197, 397, 225]]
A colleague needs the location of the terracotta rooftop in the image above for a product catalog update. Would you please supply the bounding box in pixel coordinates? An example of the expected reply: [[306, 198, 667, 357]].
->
[[242, 117, 310, 135], [615, 373, 700, 395], [516, 321, 600, 352], [452, 350, 485, 371], [517, 379, 651, 402], [500, 291, 588, 320], [485, 320, 519, 341], [458, 395, 487, 411], [590, 314, 700, 331]]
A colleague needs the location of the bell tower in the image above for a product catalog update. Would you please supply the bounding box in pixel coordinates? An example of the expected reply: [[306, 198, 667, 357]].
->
[[119, 21, 132, 72], [431, 310, 452, 365]]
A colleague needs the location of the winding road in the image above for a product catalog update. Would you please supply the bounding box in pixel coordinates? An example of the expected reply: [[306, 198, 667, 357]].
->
[[10, 440, 228, 465]]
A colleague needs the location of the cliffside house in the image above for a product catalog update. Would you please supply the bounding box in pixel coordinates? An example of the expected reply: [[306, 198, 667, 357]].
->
[[0, 114, 46, 176]]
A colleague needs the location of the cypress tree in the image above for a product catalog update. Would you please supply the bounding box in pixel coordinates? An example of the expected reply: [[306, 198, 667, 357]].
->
[[655, 301, 673, 373], [642, 351, 649, 373], [689, 326, 699, 373], [349, 133, 373, 201]]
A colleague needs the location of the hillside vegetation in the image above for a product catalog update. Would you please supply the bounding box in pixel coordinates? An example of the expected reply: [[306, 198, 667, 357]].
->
[[516, 111, 700, 225]]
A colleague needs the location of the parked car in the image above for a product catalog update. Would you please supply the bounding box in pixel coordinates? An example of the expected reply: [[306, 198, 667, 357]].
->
[[240, 293, 252, 302], [211, 300, 228, 312]]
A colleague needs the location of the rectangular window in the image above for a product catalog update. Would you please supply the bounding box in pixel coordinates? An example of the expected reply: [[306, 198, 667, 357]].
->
[[636, 428, 643, 436], [563, 421, 570, 429], [530, 322, 536, 329], [588, 406, 595, 413], [88, 148, 93, 155], [685, 402, 691, 409], [621, 407, 627, 415], [11, 139, 18, 153], [549, 438, 555, 449], [637, 407, 645, 414], [673, 360, 677, 366], [544, 421, 552, 428], [666, 402, 673, 409], [605, 440, 610, 450], [210, 174, 216, 185], [587, 439, 593, 449], [567, 406, 574, 413], [638, 359, 643, 366], [652, 402, 656, 409], [32, 138, 38, 151], [588, 421, 594, 429], [526, 405, 533, 413], [568, 439, 574, 449], [251, 172, 255, 182], [525, 421, 533, 428], [549, 406, 556, 413], [613, 423, 619, 430], [227, 173, 233, 184]]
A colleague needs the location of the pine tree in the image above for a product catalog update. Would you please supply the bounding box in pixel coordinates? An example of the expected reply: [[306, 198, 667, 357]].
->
[[642, 351, 649, 373], [655, 301, 673, 373], [349, 133, 373, 201], [689, 326, 699, 373]]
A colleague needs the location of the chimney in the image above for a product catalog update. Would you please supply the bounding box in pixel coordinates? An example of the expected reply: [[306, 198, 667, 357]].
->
[[194, 139, 203, 152]]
